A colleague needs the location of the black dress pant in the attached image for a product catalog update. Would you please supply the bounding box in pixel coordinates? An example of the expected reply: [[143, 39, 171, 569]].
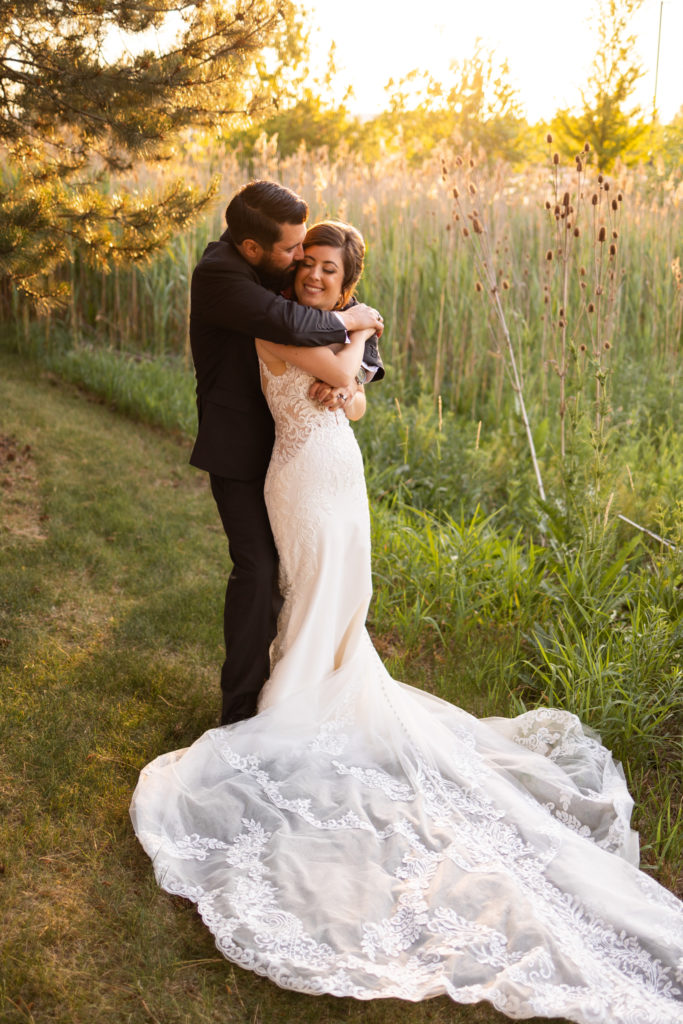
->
[[209, 473, 283, 725]]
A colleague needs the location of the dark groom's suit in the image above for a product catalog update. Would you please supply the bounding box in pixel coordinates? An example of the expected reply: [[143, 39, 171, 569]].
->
[[189, 229, 383, 724]]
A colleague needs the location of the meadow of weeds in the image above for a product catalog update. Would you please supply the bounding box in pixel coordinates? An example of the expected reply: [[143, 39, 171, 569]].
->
[[1, 140, 681, 1020]]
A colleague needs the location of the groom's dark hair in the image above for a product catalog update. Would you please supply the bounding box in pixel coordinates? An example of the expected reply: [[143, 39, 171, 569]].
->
[[226, 180, 308, 248]]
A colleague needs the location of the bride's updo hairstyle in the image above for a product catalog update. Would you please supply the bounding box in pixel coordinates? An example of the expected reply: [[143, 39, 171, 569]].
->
[[301, 221, 365, 309]]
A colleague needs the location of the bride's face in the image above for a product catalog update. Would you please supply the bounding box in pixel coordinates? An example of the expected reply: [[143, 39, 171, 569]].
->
[[294, 245, 345, 310]]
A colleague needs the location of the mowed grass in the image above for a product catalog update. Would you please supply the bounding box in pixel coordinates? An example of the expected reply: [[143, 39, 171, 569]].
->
[[0, 350, 572, 1024]]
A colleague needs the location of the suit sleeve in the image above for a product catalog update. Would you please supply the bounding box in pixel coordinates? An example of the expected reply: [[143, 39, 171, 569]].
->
[[192, 259, 346, 349]]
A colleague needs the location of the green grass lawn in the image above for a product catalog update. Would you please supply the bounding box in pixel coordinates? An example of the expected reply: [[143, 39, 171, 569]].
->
[[0, 347, 622, 1024]]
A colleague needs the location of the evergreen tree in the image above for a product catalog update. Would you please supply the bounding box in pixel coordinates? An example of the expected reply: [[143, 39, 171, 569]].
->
[[0, 0, 305, 306], [552, 0, 648, 169]]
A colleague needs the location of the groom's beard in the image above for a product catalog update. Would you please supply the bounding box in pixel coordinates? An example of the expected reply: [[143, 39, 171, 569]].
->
[[256, 260, 296, 294]]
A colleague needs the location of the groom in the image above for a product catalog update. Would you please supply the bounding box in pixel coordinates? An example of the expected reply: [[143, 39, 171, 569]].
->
[[189, 180, 384, 726]]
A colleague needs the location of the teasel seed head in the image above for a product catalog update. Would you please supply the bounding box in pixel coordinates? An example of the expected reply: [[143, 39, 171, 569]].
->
[[580, 281, 587, 289], [580, 267, 587, 276], [455, 155, 463, 167], [598, 226, 606, 242], [588, 302, 595, 313], [469, 159, 475, 168], [462, 227, 470, 238], [580, 343, 588, 352], [475, 281, 483, 292], [545, 200, 551, 210], [553, 153, 559, 165], [576, 157, 583, 172], [595, 285, 603, 295], [584, 142, 590, 152], [617, 192, 623, 202], [472, 218, 483, 234], [452, 186, 460, 199], [591, 194, 599, 205], [604, 340, 612, 350], [468, 182, 477, 196], [502, 279, 510, 290], [604, 182, 610, 191], [609, 243, 617, 256], [598, 174, 604, 183], [546, 132, 553, 143], [612, 229, 618, 239], [574, 227, 580, 237], [563, 192, 570, 208], [546, 250, 553, 261]]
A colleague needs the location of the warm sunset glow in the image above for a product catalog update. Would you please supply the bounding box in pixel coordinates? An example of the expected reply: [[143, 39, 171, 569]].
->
[[306, 0, 682, 122]]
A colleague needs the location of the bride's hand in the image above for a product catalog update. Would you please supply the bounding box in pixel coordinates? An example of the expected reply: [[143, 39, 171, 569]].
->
[[309, 379, 358, 411]]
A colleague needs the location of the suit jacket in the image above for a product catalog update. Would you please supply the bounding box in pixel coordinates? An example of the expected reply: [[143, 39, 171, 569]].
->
[[189, 230, 384, 479]]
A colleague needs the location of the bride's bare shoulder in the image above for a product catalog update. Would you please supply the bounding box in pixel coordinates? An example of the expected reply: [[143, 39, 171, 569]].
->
[[255, 338, 288, 377]]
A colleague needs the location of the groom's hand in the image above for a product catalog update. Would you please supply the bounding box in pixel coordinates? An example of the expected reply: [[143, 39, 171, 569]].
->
[[338, 303, 384, 338], [309, 378, 359, 411]]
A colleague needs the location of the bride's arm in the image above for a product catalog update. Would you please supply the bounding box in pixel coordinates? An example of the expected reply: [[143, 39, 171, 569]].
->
[[256, 330, 369, 389]]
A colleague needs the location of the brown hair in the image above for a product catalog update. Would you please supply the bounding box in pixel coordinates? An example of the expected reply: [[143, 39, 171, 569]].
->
[[226, 180, 308, 248], [301, 220, 365, 308]]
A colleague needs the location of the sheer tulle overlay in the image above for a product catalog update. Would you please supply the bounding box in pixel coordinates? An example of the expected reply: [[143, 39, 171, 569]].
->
[[130, 363, 683, 1022]]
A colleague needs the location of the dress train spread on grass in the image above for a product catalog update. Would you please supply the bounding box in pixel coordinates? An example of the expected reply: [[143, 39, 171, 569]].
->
[[130, 363, 683, 1022]]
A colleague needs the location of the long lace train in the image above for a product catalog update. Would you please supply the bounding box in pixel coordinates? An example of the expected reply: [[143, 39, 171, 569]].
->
[[131, 363, 683, 1022]]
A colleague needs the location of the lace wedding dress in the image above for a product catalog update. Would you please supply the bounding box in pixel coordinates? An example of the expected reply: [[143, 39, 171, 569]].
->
[[130, 362, 683, 1022]]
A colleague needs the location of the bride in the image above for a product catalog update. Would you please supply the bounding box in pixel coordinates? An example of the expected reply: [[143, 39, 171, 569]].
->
[[130, 221, 683, 1023]]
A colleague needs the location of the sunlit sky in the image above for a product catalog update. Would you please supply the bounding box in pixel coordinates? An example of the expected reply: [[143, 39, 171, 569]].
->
[[304, 0, 682, 123]]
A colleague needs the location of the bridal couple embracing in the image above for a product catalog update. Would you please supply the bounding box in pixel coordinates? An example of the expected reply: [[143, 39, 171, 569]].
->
[[130, 180, 683, 1023]]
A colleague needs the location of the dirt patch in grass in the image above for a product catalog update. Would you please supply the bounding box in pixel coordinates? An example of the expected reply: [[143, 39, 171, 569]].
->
[[0, 432, 48, 544]]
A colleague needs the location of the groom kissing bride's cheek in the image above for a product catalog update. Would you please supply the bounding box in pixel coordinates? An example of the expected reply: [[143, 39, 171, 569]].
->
[[129, 180, 683, 1023]]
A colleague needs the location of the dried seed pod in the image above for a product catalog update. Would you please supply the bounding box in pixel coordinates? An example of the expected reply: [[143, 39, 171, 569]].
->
[[604, 340, 612, 350], [592, 194, 598, 205], [580, 343, 588, 352], [574, 227, 580, 237], [583, 142, 590, 152], [468, 182, 477, 196], [553, 153, 559, 165], [612, 230, 618, 238], [462, 227, 470, 238], [452, 186, 460, 198], [563, 192, 570, 207], [604, 182, 610, 191], [502, 280, 510, 290], [545, 200, 551, 210], [609, 243, 617, 256], [598, 174, 604, 183], [598, 226, 606, 242], [475, 281, 483, 292], [576, 157, 583, 172], [588, 302, 595, 313], [546, 132, 553, 143], [580, 267, 587, 276], [611, 199, 618, 211], [472, 218, 483, 234], [546, 250, 553, 261], [617, 192, 623, 202]]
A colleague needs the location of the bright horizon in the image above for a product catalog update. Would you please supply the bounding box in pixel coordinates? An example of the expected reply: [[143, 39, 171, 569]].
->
[[305, 0, 682, 123]]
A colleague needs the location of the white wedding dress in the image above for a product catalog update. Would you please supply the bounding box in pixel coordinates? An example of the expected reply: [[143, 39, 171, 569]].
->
[[130, 362, 683, 1023]]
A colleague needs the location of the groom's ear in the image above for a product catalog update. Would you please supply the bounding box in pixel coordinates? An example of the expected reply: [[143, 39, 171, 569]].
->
[[239, 238, 264, 265]]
